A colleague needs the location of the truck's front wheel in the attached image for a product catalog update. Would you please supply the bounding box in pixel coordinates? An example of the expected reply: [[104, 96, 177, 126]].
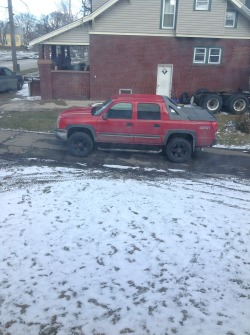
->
[[68, 132, 94, 157], [165, 138, 192, 163]]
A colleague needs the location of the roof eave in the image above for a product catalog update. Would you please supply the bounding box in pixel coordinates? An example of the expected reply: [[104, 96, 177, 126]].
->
[[29, 0, 121, 46], [29, 17, 91, 46], [228, 0, 250, 22]]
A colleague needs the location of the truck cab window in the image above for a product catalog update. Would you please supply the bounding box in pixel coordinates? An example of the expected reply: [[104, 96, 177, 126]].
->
[[137, 103, 161, 120], [107, 103, 132, 119]]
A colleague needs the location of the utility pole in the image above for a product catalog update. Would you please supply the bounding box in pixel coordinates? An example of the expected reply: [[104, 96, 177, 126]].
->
[[8, 0, 18, 72]]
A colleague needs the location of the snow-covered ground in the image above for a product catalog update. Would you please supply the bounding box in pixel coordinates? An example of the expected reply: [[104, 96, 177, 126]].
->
[[1, 164, 250, 335]]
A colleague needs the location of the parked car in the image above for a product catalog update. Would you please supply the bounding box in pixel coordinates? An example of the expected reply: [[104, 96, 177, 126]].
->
[[55, 94, 218, 163], [0, 67, 24, 93]]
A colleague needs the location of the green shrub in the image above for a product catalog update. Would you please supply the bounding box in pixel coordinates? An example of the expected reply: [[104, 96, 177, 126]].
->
[[235, 113, 250, 134]]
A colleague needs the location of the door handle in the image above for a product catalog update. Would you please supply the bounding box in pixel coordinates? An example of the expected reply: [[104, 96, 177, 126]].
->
[[154, 124, 160, 128], [127, 123, 133, 126]]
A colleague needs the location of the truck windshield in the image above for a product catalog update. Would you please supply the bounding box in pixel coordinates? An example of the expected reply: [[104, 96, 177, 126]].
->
[[92, 99, 112, 116]]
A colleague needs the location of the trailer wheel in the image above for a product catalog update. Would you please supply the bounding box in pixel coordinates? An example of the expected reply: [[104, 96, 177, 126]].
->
[[227, 95, 249, 114], [202, 94, 223, 114], [194, 89, 210, 106]]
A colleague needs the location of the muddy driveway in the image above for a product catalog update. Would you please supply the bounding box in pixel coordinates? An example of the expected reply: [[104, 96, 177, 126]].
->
[[0, 129, 249, 179]]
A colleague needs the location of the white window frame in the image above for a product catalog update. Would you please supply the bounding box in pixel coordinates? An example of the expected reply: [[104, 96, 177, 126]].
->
[[225, 11, 237, 28], [208, 48, 221, 64], [162, 0, 177, 29], [195, 0, 210, 11], [193, 47, 221, 64], [193, 47, 207, 63]]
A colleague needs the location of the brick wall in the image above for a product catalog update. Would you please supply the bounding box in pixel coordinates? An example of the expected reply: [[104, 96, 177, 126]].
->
[[51, 71, 90, 100], [38, 59, 54, 99], [90, 35, 250, 100]]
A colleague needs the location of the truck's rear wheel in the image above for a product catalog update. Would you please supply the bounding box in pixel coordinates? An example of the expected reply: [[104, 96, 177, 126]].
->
[[165, 138, 192, 163], [202, 94, 223, 114], [68, 132, 93, 157], [227, 95, 249, 114]]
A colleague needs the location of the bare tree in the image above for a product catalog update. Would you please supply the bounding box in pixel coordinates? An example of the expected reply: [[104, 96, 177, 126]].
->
[[56, 0, 74, 22], [15, 13, 38, 46], [0, 20, 9, 46], [81, 0, 92, 16]]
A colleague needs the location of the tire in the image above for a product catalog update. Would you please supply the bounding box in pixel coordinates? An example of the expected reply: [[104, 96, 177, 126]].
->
[[194, 88, 210, 95], [68, 132, 94, 157], [194, 93, 207, 106], [165, 138, 192, 163], [202, 94, 223, 114], [227, 95, 249, 114], [17, 80, 23, 91]]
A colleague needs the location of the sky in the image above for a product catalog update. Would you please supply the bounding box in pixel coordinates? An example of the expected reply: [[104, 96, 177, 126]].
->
[[1, 163, 250, 335], [0, 0, 82, 20]]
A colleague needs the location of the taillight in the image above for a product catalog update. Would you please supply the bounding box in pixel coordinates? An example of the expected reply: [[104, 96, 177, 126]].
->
[[211, 121, 218, 133]]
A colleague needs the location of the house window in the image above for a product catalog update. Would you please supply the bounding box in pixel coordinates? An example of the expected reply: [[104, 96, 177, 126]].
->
[[208, 48, 221, 64], [193, 48, 207, 63], [194, 0, 211, 10], [193, 47, 221, 64], [162, 0, 177, 29], [225, 11, 237, 27]]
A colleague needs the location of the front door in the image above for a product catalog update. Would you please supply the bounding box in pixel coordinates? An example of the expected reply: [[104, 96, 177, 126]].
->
[[96, 102, 134, 144], [156, 64, 173, 97]]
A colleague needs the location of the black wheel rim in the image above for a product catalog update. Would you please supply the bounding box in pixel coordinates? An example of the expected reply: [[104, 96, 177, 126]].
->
[[72, 139, 88, 153], [171, 143, 188, 158]]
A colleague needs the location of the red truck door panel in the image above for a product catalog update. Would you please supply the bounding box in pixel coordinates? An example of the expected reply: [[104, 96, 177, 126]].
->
[[133, 103, 163, 145], [95, 102, 134, 143]]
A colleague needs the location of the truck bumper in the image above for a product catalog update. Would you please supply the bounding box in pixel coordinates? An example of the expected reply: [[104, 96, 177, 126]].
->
[[55, 128, 67, 141]]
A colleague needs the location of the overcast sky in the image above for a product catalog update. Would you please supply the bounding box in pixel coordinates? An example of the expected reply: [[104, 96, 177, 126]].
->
[[0, 0, 82, 20]]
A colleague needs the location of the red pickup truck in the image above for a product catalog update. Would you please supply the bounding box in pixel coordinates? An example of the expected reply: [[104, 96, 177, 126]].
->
[[55, 94, 218, 163]]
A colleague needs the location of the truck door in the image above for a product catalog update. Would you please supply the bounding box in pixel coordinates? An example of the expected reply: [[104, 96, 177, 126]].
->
[[96, 102, 134, 144], [133, 102, 163, 145]]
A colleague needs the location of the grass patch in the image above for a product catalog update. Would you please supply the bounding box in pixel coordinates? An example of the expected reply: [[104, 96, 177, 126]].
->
[[21, 68, 39, 75], [216, 113, 250, 147], [0, 109, 250, 147], [0, 110, 61, 132]]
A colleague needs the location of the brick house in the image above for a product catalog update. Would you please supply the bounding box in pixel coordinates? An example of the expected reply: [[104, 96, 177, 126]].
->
[[29, 0, 250, 101]]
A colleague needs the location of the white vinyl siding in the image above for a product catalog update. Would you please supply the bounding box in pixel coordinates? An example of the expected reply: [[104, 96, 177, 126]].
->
[[176, 0, 250, 38], [162, 0, 177, 29], [92, 0, 175, 36], [92, 0, 108, 11], [42, 25, 90, 45]]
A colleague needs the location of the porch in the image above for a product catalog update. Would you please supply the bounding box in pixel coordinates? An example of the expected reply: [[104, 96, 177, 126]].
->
[[32, 44, 90, 100]]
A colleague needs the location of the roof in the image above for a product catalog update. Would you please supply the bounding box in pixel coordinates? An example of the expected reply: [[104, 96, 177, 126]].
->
[[29, 0, 120, 46], [228, 0, 250, 21]]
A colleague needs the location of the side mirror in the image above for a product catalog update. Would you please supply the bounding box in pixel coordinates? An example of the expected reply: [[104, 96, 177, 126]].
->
[[102, 112, 108, 120]]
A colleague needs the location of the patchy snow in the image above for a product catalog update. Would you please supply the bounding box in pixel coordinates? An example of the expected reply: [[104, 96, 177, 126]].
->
[[215, 144, 250, 150], [0, 165, 250, 335], [12, 82, 41, 101]]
